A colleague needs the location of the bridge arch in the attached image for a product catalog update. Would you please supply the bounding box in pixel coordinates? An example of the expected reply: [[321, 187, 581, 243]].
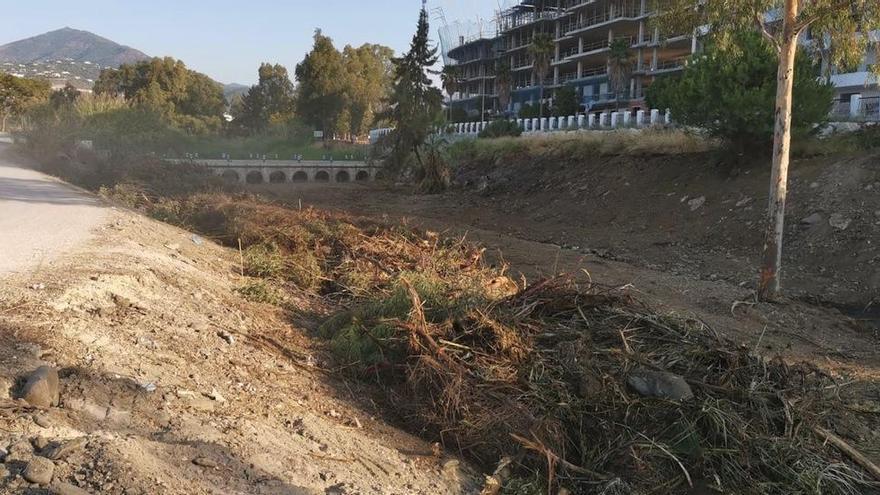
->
[[221, 170, 240, 183], [292, 171, 308, 183], [314, 170, 330, 182], [374, 170, 386, 181], [335, 170, 351, 183], [355, 170, 370, 182], [246, 171, 264, 184], [269, 171, 286, 183]]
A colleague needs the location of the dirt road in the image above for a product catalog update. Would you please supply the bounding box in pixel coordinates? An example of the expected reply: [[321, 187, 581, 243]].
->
[[0, 144, 108, 277]]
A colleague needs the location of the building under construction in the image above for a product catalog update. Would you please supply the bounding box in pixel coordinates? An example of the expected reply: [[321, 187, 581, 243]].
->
[[440, 0, 697, 118]]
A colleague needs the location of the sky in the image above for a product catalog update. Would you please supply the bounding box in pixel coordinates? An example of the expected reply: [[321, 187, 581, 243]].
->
[[0, 0, 499, 85]]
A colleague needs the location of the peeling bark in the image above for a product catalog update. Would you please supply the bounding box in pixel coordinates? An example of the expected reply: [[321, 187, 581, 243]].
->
[[757, 0, 800, 301]]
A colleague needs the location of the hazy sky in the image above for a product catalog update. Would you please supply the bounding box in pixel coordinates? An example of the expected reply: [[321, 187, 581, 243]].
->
[[0, 0, 499, 85]]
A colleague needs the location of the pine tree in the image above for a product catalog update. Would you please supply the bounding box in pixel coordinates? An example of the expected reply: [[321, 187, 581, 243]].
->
[[386, 6, 442, 173]]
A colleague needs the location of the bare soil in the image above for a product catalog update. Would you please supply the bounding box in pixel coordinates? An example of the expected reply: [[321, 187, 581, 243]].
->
[[0, 208, 479, 494], [261, 150, 880, 376]]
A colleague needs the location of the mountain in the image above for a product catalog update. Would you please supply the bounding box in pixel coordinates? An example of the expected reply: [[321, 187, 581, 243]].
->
[[223, 83, 249, 100], [0, 28, 150, 89], [0, 27, 148, 67]]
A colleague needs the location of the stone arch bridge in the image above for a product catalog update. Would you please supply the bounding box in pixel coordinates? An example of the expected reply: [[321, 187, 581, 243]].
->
[[177, 159, 383, 185]]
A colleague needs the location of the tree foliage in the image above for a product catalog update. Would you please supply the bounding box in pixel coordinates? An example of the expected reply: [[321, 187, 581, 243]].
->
[[495, 59, 513, 116], [607, 38, 633, 106], [341, 43, 394, 137], [529, 32, 555, 119], [552, 85, 579, 117], [647, 32, 833, 150], [294, 32, 393, 140], [295, 30, 347, 139], [0, 73, 50, 131], [93, 57, 225, 134], [234, 63, 296, 134], [385, 7, 443, 174], [50, 83, 81, 109]]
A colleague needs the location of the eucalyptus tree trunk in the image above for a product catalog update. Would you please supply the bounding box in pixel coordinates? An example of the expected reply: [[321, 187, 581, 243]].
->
[[758, 0, 799, 301]]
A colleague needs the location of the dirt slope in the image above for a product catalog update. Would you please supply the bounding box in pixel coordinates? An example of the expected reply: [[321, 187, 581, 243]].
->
[[0, 207, 478, 494], [269, 153, 880, 376]]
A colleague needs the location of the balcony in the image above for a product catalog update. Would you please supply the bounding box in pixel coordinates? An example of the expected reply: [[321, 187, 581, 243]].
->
[[552, 36, 637, 65], [560, 8, 645, 36]]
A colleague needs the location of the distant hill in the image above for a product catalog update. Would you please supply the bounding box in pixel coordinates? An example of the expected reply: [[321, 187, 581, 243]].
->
[[0, 27, 149, 89], [0, 27, 148, 66], [224, 83, 249, 100]]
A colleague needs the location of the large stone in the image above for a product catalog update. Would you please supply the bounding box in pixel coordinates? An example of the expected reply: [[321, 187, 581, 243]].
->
[[20, 366, 60, 409], [829, 213, 852, 231], [627, 370, 694, 401], [687, 196, 706, 211], [23, 456, 55, 485], [44, 437, 87, 461], [800, 213, 824, 226], [49, 481, 93, 495]]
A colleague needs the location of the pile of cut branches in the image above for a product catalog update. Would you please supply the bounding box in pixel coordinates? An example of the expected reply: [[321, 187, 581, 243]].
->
[[324, 274, 880, 494]]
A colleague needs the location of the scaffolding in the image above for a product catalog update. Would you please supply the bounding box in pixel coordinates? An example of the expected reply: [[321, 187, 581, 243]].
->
[[437, 17, 497, 65]]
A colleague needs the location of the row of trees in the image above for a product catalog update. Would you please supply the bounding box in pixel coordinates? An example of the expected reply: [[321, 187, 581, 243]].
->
[[93, 57, 226, 134], [230, 32, 394, 139]]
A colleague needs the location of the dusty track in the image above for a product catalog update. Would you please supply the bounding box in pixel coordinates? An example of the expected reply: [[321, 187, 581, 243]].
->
[[0, 144, 108, 277]]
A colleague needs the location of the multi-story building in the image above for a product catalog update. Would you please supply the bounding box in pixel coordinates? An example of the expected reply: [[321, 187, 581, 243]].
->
[[443, 1, 878, 121], [822, 31, 879, 120], [443, 0, 698, 118]]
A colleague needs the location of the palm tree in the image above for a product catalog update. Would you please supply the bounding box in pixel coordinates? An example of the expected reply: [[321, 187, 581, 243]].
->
[[495, 59, 513, 116], [440, 65, 460, 123], [606, 39, 633, 110], [529, 32, 555, 121]]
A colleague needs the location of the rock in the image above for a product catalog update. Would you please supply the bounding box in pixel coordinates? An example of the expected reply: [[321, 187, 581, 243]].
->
[[627, 370, 694, 401], [688, 196, 706, 211], [192, 457, 218, 468], [6, 439, 34, 461], [20, 366, 60, 409], [190, 235, 204, 246], [32, 436, 50, 450], [49, 481, 92, 495], [441, 459, 460, 481], [0, 376, 11, 400], [217, 330, 235, 345], [829, 213, 852, 231], [0, 447, 7, 463], [810, 182, 820, 189], [22, 456, 54, 485], [44, 437, 87, 461], [800, 213, 823, 226], [206, 389, 225, 403], [0, 464, 8, 478], [33, 414, 51, 429], [735, 197, 752, 208]]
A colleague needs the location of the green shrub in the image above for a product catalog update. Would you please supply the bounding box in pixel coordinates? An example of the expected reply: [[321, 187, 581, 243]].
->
[[646, 31, 833, 154], [236, 280, 283, 305], [479, 120, 523, 139]]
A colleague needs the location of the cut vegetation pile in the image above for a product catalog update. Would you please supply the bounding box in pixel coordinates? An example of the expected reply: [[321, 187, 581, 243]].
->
[[54, 158, 880, 494]]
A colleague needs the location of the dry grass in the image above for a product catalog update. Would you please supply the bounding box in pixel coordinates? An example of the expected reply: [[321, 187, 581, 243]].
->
[[450, 129, 716, 166]]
